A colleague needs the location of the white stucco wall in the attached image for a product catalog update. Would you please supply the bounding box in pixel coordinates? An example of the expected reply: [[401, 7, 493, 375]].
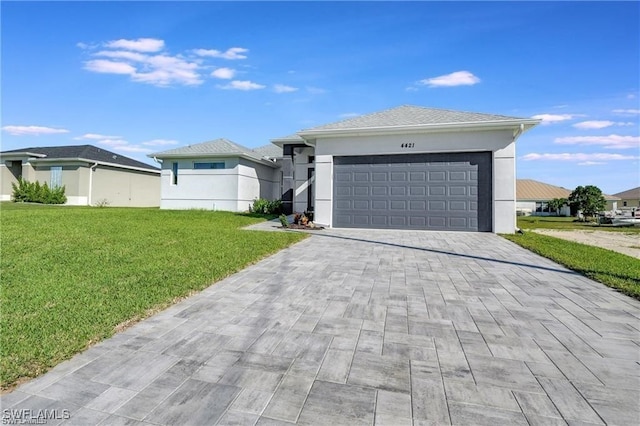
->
[[306, 128, 517, 232], [159, 157, 279, 211]]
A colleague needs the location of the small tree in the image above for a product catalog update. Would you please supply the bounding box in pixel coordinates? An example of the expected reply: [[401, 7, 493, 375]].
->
[[547, 198, 567, 216], [568, 185, 606, 221]]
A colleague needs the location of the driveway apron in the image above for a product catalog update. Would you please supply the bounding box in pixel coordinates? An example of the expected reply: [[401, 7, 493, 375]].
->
[[3, 229, 639, 425]]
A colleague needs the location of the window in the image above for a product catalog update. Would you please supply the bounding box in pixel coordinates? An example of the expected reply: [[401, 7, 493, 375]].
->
[[535, 202, 550, 213], [624, 201, 628, 207], [308, 155, 315, 164], [171, 162, 178, 185], [50, 166, 62, 188], [194, 162, 224, 169]]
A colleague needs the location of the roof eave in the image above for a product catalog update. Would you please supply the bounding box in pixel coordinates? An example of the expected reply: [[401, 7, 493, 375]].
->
[[29, 157, 160, 174], [148, 152, 279, 168], [0, 151, 48, 158], [298, 119, 541, 139]]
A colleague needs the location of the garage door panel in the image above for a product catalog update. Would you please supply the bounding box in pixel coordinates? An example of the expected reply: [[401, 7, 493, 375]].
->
[[333, 152, 492, 231], [353, 186, 369, 196], [390, 187, 406, 196]]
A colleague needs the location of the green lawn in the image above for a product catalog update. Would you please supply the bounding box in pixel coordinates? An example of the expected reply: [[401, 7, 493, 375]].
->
[[503, 232, 640, 299], [0, 203, 306, 389], [517, 215, 640, 233]]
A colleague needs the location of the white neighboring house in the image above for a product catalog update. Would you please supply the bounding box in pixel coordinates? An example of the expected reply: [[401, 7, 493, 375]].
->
[[149, 139, 282, 211]]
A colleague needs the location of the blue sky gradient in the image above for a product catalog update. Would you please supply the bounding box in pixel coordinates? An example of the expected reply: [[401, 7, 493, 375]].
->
[[2, 1, 638, 194]]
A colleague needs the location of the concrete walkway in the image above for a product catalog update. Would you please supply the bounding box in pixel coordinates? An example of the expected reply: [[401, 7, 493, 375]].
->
[[3, 229, 639, 425]]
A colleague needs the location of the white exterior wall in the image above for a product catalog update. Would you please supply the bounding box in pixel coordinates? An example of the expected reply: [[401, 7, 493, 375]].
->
[[309, 128, 517, 232], [237, 158, 280, 212], [159, 157, 279, 211]]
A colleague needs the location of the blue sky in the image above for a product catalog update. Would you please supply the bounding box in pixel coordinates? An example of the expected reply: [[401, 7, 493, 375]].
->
[[2, 1, 638, 195]]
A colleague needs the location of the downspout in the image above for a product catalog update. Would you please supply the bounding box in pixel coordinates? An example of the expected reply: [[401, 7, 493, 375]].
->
[[88, 162, 98, 206]]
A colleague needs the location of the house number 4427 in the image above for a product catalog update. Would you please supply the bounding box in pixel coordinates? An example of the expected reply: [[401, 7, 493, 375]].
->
[[401, 143, 415, 148]]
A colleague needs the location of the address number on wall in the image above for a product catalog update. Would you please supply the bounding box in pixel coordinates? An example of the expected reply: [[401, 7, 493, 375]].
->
[[400, 143, 415, 148]]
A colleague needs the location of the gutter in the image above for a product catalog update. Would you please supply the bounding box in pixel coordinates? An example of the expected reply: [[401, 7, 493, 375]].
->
[[88, 162, 99, 206], [297, 119, 541, 139]]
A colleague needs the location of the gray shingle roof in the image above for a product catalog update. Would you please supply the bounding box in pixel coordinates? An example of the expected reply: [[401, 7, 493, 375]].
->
[[301, 105, 534, 132], [150, 138, 281, 162], [252, 144, 282, 158], [0, 145, 159, 171]]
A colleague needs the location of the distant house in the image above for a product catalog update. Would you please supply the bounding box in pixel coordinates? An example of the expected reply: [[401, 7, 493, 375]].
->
[[149, 139, 282, 211], [0, 145, 160, 207], [613, 186, 640, 209], [516, 179, 620, 216]]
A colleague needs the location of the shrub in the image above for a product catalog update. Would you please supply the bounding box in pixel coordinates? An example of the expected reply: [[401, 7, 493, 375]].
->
[[249, 198, 282, 215], [279, 214, 289, 228], [11, 178, 67, 204]]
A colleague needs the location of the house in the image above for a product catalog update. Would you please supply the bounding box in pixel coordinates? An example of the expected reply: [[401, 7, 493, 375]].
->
[[516, 179, 620, 216], [274, 105, 541, 233], [613, 186, 640, 209], [149, 139, 282, 211], [516, 179, 573, 216], [0, 145, 160, 207]]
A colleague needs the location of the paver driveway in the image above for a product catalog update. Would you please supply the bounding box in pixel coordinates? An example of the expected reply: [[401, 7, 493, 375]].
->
[[3, 229, 640, 425]]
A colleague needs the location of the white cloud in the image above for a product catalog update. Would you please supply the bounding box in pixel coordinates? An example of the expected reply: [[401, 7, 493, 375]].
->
[[420, 71, 480, 88], [339, 113, 361, 118], [627, 93, 637, 99], [612, 109, 640, 115], [132, 54, 201, 86], [95, 138, 153, 153], [94, 50, 147, 62], [531, 113, 576, 125], [554, 134, 639, 149], [105, 38, 164, 53], [2, 125, 70, 136], [193, 47, 248, 60], [84, 60, 137, 75], [74, 133, 122, 140], [273, 84, 298, 93], [218, 80, 265, 91], [578, 161, 606, 166], [141, 139, 179, 146], [211, 67, 236, 79], [572, 120, 614, 129], [306, 86, 327, 95], [572, 120, 635, 129], [521, 153, 639, 162]]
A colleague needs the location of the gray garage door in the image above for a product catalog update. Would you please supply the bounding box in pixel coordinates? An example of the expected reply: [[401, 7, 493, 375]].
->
[[333, 152, 492, 231]]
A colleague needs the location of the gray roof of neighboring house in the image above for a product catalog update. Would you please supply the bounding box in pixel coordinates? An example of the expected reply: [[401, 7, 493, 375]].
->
[[149, 138, 281, 162], [613, 186, 640, 200], [0, 144, 159, 172], [300, 105, 537, 132]]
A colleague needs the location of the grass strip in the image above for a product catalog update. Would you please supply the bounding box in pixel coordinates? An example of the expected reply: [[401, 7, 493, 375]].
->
[[517, 216, 640, 233], [0, 203, 306, 389], [503, 231, 640, 299]]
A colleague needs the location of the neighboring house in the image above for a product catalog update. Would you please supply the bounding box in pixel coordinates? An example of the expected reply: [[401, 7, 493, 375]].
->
[[516, 179, 573, 216], [613, 186, 640, 209], [516, 179, 620, 216], [273, 105, 540, 233], [149, 139, 282, 211], [0, 145, 160, 207]]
